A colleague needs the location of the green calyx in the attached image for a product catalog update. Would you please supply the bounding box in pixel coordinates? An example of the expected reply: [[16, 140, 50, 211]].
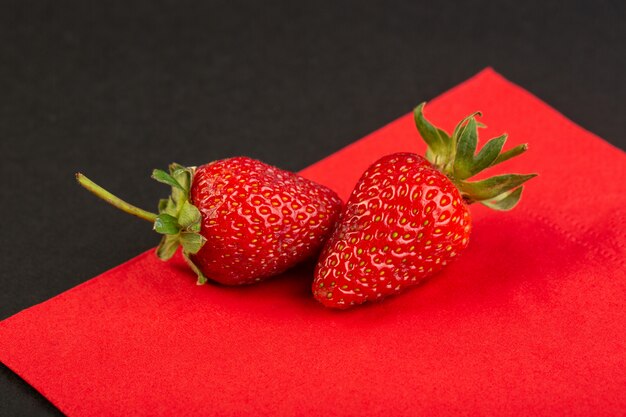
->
[[152, 163, 208, 284], [76, 163, 208, 285], [414, 102, 537, 210]]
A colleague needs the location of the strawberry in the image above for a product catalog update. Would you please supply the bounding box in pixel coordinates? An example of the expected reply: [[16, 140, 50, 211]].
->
[[313, 103, 536, 308], [77, 157, 342, 285]]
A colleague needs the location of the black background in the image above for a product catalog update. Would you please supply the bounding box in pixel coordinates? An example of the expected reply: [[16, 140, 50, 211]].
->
[[1, 1, 624, 415]]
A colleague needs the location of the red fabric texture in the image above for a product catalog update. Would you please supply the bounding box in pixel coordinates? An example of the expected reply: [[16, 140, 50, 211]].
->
[[1, 69, 625, 416]]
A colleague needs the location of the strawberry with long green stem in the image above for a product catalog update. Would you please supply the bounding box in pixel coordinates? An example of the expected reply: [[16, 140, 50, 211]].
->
[[77, 157, 343, 285]]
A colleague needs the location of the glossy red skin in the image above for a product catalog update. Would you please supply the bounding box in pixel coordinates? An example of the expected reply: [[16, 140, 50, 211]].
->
[[313, 153, 471, 309], [190, 157, 342, 285]]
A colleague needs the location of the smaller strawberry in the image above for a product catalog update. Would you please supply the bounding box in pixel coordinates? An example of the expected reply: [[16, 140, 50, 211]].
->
[[77, 157, 342, 285], [313, 103, 536, 308]]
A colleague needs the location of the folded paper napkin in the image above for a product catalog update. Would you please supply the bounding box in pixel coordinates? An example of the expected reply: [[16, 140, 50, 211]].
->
[[1, 69, 625, 416]]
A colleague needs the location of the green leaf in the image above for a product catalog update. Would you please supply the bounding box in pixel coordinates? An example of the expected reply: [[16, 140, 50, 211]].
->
[[180, 232, 206, 254], [414, 103, 449, 162], [153, 213, 180, 234], [169, 164, 191, 192], [480, 187, 524, 211], [490, 143, 528, 167], [156, 234, 180, 260], [460, 173, 537, 201], [451, 111, 482, 141], [437, 128, 451, 142], [469, 134, 508, 177], [151, 169, 185, 191], [178, 200, 202, 228], [453, 117, 479, 179], [183, 252, 208, 285]]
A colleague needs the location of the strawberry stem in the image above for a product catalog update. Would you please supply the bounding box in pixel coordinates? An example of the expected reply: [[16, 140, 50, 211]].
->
[[76, 173, 158, 223]]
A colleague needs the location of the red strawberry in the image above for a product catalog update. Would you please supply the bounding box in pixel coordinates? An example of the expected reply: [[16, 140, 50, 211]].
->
[[313, 103, 536, 308], [77, 157, 342, 285]]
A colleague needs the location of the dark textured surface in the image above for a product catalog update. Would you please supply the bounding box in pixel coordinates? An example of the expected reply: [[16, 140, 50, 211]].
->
[[1, 1, 624, 415]]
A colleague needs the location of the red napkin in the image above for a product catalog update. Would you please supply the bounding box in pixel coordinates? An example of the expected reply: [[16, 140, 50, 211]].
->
[[1, 69, 625, 416]]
